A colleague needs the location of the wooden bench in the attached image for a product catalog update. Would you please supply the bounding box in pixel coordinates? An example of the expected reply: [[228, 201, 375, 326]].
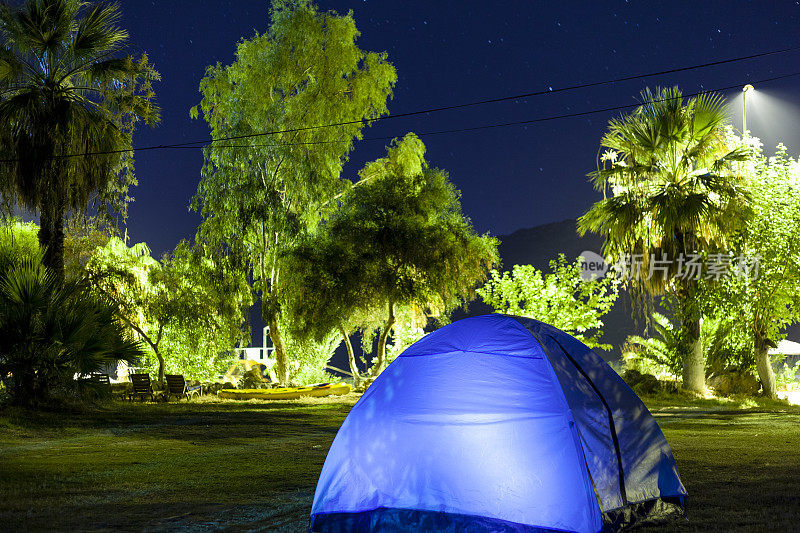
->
[[89, 373, 111, 385], [128, 373, 156, 402], [165, 374, 202, 401]]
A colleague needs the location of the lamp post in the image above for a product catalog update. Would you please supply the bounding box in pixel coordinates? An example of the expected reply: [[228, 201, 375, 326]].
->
[[742, 84, 754, 134]]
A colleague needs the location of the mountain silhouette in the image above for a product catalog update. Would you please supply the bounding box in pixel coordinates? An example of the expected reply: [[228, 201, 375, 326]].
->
[[458, 219, 642, 360]]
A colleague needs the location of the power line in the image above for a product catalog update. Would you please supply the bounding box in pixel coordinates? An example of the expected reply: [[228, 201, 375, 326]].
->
[[114, 71, 800, 152], [1, 66, 799, 163], [185, 44, 800, 146]]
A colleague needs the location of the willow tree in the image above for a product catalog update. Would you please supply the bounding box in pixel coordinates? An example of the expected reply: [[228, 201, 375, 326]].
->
[[286, 134, 499, 379], [85, 237, 251, 383], [0, 0, 159, 275], [578, 87, 749, 392], [190, 0, 396, 384]]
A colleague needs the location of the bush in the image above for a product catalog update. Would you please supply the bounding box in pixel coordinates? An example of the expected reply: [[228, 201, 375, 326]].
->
[[622, 369, 662, 395], [624, 311, 756, 383], [708, 370, 760, 396], [622, 314, 683, 380], [0, 254, 143, 407], [478, 255, 618, 349], [775, 360, 800, 391], [283, 325, 341, 385]]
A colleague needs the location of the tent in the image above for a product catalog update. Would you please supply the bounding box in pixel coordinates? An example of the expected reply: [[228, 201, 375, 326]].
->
[[310, 314, 687, 532]]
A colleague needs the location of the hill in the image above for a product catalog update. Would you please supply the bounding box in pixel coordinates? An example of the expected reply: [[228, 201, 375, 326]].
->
[[460, 219, 642, 360]]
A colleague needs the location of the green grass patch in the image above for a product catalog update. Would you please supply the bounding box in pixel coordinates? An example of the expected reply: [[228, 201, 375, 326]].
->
[[1, 393, 799, 531]]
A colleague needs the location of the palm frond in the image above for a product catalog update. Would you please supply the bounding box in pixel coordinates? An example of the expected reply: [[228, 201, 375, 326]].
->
[[71, 2, 127, 58]]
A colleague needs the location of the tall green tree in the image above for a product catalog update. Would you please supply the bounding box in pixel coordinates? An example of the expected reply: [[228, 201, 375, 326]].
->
[[190, 0, 396, 385], [578, 87, 749, 391], [0, 0, 159, 275], [284, 232, 370, 385], [478, 255, 619, 350], [710, 137, 800, 398], [287, 134, 499, 378]]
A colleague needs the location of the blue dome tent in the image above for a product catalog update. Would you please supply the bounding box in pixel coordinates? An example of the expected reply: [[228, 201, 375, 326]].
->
[[311, 314, 686, 532]]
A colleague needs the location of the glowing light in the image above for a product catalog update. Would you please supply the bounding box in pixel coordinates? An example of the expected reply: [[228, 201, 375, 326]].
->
[[729, 85, 800, 155], [742, 84, 755, 133]]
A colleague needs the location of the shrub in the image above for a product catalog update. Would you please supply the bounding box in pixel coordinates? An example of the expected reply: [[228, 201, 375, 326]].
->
[[623, 314, 683, 380], [775, 360, 800, 392], [624, 312, 755, 383], [0, 253, 143, 407], [283, 325, 341, 385], [478, 255, 618, 350]]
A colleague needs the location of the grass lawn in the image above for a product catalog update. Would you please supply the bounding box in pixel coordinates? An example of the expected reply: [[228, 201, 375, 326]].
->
[[1, 394, 799, 532]]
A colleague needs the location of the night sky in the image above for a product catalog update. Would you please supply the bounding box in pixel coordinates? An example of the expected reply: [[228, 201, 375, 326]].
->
[[118, 1, 800, 257]]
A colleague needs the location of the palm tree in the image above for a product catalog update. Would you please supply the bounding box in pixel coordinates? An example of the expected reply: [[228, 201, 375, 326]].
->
[[579, 87, 749, 392], [0, 249, 144, 406], [0, 0, 159, 275]]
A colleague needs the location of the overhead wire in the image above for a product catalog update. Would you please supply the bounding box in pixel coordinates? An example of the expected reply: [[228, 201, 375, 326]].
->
[[149, 45, 800, 148], [104, 71, 800, 152], [0, 46, 798, 163]]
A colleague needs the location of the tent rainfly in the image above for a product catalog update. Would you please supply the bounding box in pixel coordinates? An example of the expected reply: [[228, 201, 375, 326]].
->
[[310, 314, 686, 532]]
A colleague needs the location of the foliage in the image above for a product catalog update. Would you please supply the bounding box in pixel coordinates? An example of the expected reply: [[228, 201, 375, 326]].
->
[[578, 86, 750, 390], [623, 313, 682, 380], [284, 133, 498, 378], [190, 0, 396, 384], [624, 311, 754, 381], [0, 0, 159, 273], [85, 237, 251, 383], [383, 308, 427, 366], [357, 303, 428, 368], [0, 251, 143, 406], [0, 218, 39, 261], [478, 255, 618, 349], [701, 313, 753, 375], [775, 360, 800, 392], [707, 134, 800, 398], [63, 215, 114, 281], [281, 323, 341, 385]]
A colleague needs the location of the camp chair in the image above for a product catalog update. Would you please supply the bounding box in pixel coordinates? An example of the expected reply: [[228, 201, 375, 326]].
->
[[165, 374, 202, 401], [128, 373, 155, 402]]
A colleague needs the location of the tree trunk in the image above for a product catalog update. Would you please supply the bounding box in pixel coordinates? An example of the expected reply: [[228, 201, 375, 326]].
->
[[39, 196, 66, 277], [154, 325, 165, 385], [682, 316, 705, 392], [269, 318, 290, 385], [38, 206, 53, 263], [754, 334, 777, 399], [154, 348, 166, 384], [372, 301, 395, 377], [339, 324, 361, 387], [13, 367, 37, 407]]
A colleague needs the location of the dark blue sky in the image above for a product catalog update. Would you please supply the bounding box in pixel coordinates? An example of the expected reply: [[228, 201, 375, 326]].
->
[[119, 1, 800, 256]]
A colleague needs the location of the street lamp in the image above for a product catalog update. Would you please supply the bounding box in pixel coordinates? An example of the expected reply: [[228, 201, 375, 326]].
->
[[742, 84, 754, 134]]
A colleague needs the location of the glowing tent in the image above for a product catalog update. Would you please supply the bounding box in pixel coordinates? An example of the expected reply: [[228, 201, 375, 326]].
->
[[311, 314, 686, 532]]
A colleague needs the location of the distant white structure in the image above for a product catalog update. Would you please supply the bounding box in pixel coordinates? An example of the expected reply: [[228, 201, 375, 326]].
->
[[770, 339, 800, 356], [235, 325, 276, 364]]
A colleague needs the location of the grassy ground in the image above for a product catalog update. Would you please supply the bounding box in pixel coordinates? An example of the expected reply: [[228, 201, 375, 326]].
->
[[1, 393, 799, 532]]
